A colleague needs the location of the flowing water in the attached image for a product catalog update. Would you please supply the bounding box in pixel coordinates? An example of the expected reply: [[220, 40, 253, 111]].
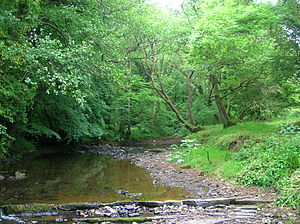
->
[[0, 152, 189, 205]]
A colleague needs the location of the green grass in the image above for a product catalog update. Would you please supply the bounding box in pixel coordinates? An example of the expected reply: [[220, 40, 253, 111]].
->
[[183, 146, 232, 171], [171, 120, 280, 179], [189, 121, 277, 150], [168, 110, 300, 209], [168, 145, 244, 179]]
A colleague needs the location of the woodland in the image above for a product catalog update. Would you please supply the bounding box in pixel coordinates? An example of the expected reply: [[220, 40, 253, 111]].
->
[[0, 0, 299, 209]]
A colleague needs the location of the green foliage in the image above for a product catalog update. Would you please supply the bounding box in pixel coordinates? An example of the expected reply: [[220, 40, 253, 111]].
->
[[26, 92, 107, 142], [0, 125, 14, 157], [0, 0, 299, 159], [166, 139, 200, 164], [169, 112, 300, 208], [277, 169, 300, 209], [188, 121, 276, 151], [237, 133, 300, 187], [189, 1, 298, 121], [10, 137, 36, 159], [235, 131, 300, 209], [24, 37, 94, 103]]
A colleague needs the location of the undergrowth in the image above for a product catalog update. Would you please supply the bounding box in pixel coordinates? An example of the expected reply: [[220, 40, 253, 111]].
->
[[167, 111, 300, 209]]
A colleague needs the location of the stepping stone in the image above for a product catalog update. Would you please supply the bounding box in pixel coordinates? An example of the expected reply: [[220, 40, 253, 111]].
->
[[180, 218, 231, 224], [233, 208, 257, 213], [233, 216, 256, 219], [230, 212, 256, 217], [128, 213, 140, 217], [234, 199, 272, 205], [138, 201, 163, 207], [205, 212, 226, 216], [236, 206, 258, 210]]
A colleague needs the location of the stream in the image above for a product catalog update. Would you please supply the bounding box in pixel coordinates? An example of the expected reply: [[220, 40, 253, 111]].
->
[[0, 151, 188, 205]]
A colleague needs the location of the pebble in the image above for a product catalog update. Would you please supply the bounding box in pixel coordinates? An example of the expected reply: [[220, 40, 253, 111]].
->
[[261, 217, 271, 223], [94, 210, 105, 216], [230, 212, 256, 217], [125, 205, 135, 210], [128, 213, 140, 217], [55, 217, 67, 222], [115, 190, 128, 195], [104, 206, 118, 214], [206, 212, 226, 216]]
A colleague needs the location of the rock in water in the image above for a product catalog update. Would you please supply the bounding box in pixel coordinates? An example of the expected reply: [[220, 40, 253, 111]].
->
[[104, 206, 118, 217], [115, 190, 128, 195], [127, 193, 143, 198], [15, 171, 26, 179], [118, 209, 129, 216], [55, 217, 65, 222], [125, 205, 135, 210], [0, 175, 5, 180]]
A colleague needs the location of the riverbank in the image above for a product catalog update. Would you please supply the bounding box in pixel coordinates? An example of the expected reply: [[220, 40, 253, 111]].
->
[[80, 144, 299, 223]]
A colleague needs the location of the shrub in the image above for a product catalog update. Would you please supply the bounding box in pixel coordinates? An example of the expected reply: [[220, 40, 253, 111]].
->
[[237, 134, 300, 187]]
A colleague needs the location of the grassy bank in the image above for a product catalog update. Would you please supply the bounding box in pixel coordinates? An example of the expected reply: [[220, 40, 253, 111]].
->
[[167, 111, 300, 209]]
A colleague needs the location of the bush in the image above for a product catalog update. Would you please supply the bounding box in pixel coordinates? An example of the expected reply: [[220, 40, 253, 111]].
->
[[237, 134, 299, 187]]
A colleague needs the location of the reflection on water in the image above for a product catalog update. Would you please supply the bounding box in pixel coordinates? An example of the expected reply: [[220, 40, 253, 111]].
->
[[0, 153, 188, 204]]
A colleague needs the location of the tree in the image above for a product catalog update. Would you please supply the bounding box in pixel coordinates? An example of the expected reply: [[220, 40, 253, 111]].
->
[[123, 6, 211, 133], [189, 2, 297, 127]]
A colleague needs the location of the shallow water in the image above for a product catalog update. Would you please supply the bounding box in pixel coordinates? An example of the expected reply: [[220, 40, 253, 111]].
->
[[0, 152, 189, 205]]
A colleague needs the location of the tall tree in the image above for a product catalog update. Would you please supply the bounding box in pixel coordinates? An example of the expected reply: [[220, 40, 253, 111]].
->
[[189, 2, 297, 126]]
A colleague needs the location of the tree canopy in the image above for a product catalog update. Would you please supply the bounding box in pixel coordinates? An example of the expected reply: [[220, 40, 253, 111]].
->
[[0, 0, 299, 157]]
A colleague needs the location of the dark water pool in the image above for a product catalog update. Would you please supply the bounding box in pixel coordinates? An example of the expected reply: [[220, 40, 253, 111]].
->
[[0, 153, 189, 204]]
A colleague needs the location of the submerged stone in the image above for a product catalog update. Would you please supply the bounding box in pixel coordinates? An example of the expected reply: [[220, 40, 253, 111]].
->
[[118, 209, 129, 216], [116, 190, 128, 195], [15, 171, 26, 179], [55, 217, 67, 222]]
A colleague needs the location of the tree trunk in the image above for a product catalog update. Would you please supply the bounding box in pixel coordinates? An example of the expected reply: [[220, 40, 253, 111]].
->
[[186, 73, 196, 126], [149, 73, 203, 133], [211, 75, 236, 128]]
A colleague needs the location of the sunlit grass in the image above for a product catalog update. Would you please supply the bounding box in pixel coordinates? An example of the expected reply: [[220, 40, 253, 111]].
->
[[171, 110, 300, 181], [183, 146, 233, 173]]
